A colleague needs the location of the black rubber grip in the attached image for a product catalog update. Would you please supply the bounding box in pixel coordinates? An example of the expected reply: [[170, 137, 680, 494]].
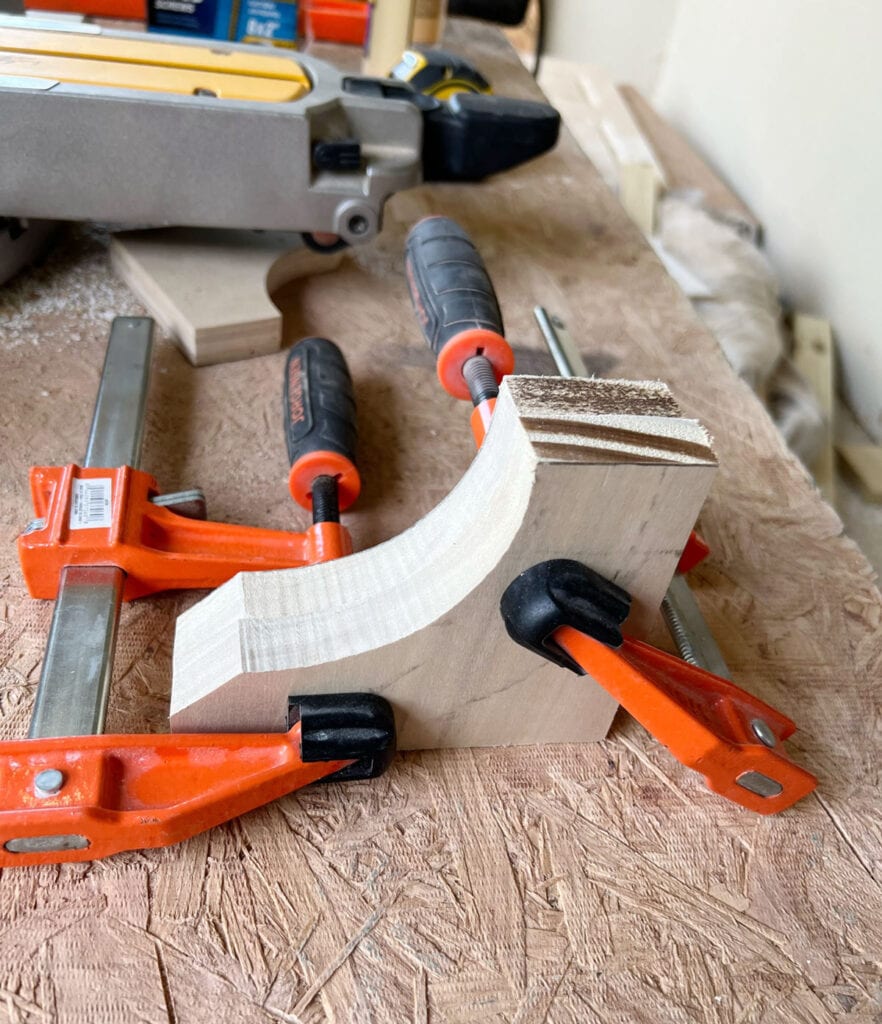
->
[[404, 217, 504, 358], [283, 337, 357, 469]]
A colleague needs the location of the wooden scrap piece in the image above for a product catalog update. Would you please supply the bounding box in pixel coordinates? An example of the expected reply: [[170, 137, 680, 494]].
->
[[537, 58, 666, 232], [792, 314, 835, 502], [110, 228, 344, 366], [620, 162, 661, 235], [837, 445, 882, 500], [619, 84, 762, 242], [170, 375, 717, 749]]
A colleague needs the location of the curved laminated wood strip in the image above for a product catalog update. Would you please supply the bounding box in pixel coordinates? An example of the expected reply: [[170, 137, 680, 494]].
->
[[170, 375, 716, 749]]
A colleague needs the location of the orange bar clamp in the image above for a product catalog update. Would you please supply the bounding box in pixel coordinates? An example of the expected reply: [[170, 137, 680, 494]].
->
[[554, 627, 816, 814], [0, 688, 396, 867], [6, 327, 386, 867]]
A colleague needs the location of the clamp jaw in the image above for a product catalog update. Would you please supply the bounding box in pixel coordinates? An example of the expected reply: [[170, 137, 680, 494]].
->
[[18, 463, 350, 602], [0, 693, 396, 868], [501, 559, 818, 814]]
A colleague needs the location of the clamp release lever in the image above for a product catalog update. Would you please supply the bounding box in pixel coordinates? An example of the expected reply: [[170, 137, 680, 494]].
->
[[500, 560, 818, 815]]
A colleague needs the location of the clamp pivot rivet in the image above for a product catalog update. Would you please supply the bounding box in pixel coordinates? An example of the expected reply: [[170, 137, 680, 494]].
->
[[751, 719, 776, 748], [34, 768, 65, 798]]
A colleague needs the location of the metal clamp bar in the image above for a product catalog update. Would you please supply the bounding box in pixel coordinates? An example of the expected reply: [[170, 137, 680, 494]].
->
[[533, 306, 588, 378], [84, 316, 153, 470], [28, 317, 154, 739], [661, 574, 731, 677], [28, 566, 124, 738]]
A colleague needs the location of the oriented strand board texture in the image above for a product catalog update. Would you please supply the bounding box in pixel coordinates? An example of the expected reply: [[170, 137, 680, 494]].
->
[[0, 22, 879, 1024]]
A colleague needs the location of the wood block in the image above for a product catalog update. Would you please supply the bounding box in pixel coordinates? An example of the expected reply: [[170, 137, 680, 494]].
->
[[110, 228, 344, 366], [170, 376, 717, 749], [620, 162, 660, 235], [792, 313, 835, 502], [619, 84, 762, 242], [837, 444, 882, 500], [362, 0, 415, 76], [536, 59, 664, 233]]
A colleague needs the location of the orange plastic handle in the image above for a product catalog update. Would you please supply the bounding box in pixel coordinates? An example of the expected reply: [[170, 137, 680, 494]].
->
[[0, 724, 351, 867], [555, 626, 817, 814]]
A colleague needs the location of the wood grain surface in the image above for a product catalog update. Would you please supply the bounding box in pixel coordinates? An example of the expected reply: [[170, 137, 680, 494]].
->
[[171, 377, 715, 746], [0, 22, 880, 1024]]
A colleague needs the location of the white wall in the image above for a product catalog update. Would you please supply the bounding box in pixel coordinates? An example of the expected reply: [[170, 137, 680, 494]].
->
[[543, 0, 680, 96], [655, 0, 882, 440]]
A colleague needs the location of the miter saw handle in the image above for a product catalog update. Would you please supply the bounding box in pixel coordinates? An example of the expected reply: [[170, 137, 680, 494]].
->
[[343, 75, 560, 183]]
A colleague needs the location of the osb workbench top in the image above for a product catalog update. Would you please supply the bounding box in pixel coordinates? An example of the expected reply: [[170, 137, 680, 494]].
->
[[1, 23, 880, 1024]]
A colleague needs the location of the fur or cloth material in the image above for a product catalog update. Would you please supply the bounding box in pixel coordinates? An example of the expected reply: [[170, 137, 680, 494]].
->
[[658, 194, 824, 466]]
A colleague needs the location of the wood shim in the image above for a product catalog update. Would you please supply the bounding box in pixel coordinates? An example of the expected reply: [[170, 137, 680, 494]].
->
[[837, 444, 882, 500], [536, 58, 665, 232], [110, 227, 344, 366], [792, 314, 835, 502], [619, 85, 761, 243], [171, 376, 717, 749]]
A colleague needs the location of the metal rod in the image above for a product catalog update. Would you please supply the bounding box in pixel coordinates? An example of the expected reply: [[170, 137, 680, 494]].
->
[[84, 316, 154, 470], [533, 306, 588, 378], [534, 306, 730, 676], [661, 574, 731, 678], [29, 317, 154, 738]]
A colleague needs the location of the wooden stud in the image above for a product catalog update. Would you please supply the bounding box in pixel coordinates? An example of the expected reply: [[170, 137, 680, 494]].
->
[[171, 376, 716, 749], [110, 228, 344, 366]]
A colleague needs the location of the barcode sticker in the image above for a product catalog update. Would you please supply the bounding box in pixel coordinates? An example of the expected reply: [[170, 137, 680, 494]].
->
[[69, 477, 113, 530]]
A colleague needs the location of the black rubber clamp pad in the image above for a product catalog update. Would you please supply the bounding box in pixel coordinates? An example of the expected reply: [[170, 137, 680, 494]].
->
[[500, 560, 632, 674], [290, 692, 396, 782]]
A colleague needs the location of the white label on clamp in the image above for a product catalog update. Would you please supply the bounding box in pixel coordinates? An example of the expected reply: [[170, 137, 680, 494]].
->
[[69, 477, 112, 530]]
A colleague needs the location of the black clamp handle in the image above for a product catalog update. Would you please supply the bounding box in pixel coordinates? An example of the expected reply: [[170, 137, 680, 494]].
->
[[283, 337, 361, 513], [404, 216, 514, 402], [404, 216, 505, 359]]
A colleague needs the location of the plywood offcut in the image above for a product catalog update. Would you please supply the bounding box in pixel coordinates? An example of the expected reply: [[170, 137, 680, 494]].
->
[[110, 228, 344, 366]]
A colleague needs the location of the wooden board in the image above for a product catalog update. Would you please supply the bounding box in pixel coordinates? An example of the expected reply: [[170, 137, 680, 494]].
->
[[110, 228, 344, 366], [0, 21, 880, 1023], [620, 84, 762, 242], [171, 376, 716, 746]]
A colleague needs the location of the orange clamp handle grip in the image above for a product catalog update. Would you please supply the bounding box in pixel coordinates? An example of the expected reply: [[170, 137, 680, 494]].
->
[[554, 625, 818, 814]]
